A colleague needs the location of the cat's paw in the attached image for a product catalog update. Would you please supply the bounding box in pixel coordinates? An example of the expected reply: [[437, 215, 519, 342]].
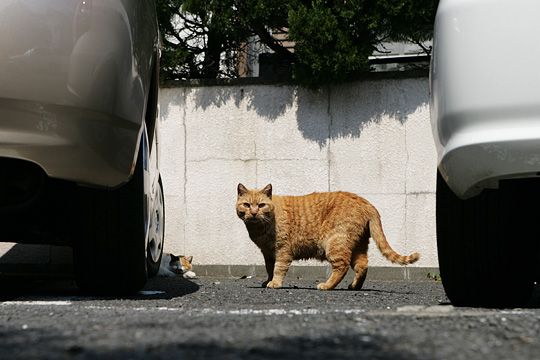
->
[[266, 280, 282, 289], [317, 283, 331, 290], [183, 271, 197, 279], [348, 283, 362, 290]]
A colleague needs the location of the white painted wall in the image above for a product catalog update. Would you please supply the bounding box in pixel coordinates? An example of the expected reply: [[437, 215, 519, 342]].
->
[[158, 76, 438, 268]]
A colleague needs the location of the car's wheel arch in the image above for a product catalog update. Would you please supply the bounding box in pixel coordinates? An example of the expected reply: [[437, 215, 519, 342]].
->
[[144, 51, 160, 152]]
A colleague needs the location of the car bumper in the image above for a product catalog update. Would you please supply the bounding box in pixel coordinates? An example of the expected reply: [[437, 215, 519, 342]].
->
[[0, 0, 157, 187], [437, 118, 540, 198], [0, 97, 141, 187], [430, 0, 540, 198]]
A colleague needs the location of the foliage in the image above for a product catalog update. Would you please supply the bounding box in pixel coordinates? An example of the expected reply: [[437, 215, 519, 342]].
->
[[156, 0, 438, 86]]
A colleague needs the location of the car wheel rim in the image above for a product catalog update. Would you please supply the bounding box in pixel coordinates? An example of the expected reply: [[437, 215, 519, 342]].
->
[[147, 181, 164, 263]]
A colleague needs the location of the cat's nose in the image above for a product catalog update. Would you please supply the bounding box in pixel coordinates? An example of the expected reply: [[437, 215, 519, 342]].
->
[[250, 206, 258, 215]]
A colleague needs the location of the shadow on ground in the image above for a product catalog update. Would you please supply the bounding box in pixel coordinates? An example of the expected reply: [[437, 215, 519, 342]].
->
[[0, 273, 199, 301], [0, 327, 416, 360]]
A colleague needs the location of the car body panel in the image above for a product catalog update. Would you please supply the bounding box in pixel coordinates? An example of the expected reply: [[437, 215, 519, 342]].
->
[[430, 0, 540, 198], [0, 0, 158, 187]]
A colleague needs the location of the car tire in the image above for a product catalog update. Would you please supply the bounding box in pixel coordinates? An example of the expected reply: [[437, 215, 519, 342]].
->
[[436, 171, 535, 308], [146, 177, 164, 277], [74, 142, 148, 295]]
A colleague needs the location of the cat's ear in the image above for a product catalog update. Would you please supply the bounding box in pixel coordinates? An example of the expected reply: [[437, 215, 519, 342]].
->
[[237, 183, 248, 196], [185, 256, 193, 263], [261, 184, 272, 199]]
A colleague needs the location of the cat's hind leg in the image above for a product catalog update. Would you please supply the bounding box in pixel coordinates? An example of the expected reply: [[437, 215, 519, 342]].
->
[[157, 267, 176, 277], [318, 235, 351, 290], [348, 242, 369, 290]]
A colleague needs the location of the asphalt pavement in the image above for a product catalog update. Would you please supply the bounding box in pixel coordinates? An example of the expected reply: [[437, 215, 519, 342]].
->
[[1, 274, 540, 359]]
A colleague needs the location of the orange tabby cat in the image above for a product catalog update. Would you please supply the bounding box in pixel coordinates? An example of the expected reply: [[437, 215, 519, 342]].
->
[[236, 183, 419, 290]]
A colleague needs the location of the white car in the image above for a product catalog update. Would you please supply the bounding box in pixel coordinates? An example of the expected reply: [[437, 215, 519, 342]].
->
[[0, 1, 164, 294], [431, 0, 540, 307]]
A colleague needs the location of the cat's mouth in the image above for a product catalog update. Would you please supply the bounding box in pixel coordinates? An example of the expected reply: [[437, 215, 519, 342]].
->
[[245, 215, 264, 224]]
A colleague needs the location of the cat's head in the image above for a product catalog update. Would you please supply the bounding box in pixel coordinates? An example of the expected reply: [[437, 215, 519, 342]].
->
[[236, 183, 274, 224], [180, 255, 193, 272], [169, 254, 193, 273]]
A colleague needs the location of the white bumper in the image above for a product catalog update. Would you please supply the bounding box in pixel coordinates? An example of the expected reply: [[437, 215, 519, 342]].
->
[[430, 0, 540, 198]]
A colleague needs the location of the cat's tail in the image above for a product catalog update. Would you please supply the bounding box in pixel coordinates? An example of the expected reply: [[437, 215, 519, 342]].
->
[[369, 216, 420, 265]]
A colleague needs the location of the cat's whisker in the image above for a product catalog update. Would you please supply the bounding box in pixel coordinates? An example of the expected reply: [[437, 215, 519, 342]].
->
[[260, 216, 271, 224]]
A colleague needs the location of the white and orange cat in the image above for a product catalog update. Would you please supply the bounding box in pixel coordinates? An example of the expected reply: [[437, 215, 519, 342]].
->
[[158, 253, 196, 279], [236, 183, 419, 290]]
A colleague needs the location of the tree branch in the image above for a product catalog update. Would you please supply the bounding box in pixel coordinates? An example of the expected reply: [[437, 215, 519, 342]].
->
[[411, 39, 432, 56], [252, 25, 294, 61]]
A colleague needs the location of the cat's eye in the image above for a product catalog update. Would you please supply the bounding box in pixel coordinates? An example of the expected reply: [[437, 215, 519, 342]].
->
[[243, 202, 251, 208], [258, 203, 266, 208]]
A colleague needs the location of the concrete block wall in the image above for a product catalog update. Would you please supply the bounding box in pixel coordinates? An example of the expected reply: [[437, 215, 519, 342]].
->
[[158, 74, 438, 268]]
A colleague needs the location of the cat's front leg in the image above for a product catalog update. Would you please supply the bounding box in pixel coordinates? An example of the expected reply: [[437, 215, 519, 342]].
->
[[183, 270, 197, 279], [262, 251, 275, 287], [266, 252, 292, 289]]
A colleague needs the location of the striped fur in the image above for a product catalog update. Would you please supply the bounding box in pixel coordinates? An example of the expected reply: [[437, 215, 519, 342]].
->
[[236, 184, 419, 290]]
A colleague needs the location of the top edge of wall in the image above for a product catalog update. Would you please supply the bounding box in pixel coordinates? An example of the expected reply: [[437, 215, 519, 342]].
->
[[160, 69, 429, 89]]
